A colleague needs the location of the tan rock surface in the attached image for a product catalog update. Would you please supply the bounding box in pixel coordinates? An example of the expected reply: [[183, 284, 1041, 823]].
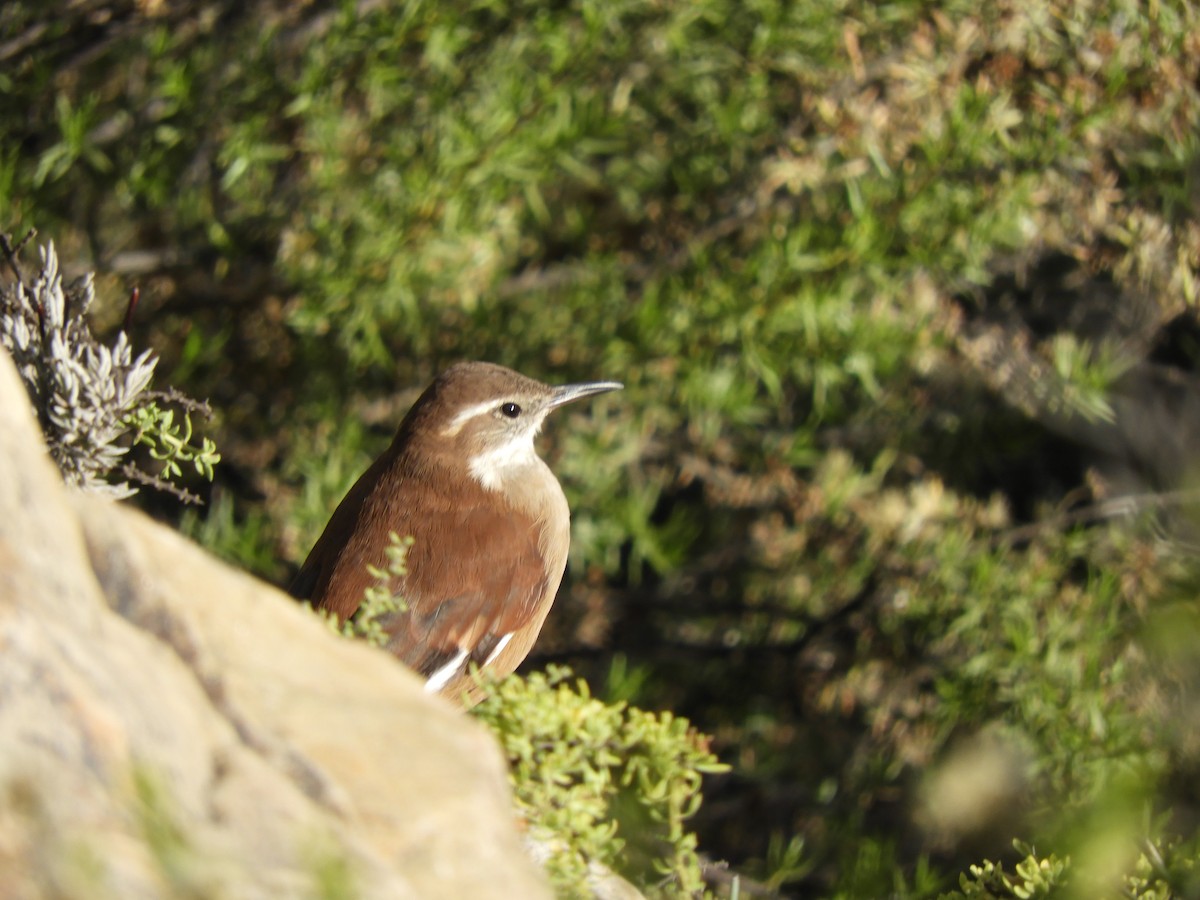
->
[[0, 347, 551, 899]]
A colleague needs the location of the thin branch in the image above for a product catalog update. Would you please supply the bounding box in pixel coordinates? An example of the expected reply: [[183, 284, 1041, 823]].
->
[[700, 858, 781, 899], [143, 387, 214, 419], [996, 487, 1200, 547], [122, 286, 140, 333], [120, 463, 204, 505], [0, 228, 36, 286]]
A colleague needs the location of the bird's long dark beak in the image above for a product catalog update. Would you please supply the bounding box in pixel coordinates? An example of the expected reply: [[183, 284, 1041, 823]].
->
[[548, 379, 624, 410]]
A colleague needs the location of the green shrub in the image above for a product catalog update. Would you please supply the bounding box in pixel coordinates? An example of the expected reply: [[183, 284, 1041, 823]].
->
[[472, 665, 727, 897], [5, 0, 1200, 893]]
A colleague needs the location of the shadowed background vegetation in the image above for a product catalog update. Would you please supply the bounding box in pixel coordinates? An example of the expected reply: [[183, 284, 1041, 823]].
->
[[4, 0, 1200, 895]]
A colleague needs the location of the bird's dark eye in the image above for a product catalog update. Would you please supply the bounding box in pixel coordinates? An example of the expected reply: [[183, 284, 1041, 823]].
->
[[499, 402, 522, 418]]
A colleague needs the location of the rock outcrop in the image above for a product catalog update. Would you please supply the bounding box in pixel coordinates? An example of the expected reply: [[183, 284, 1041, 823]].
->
[[0, 347, 550, 899]]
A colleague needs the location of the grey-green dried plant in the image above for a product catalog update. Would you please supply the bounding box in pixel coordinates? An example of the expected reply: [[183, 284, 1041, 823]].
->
[[0, 230, 220, 502]]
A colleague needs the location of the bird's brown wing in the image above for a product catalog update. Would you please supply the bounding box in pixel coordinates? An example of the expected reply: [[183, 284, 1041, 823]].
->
[[287, 450, 396, 621], [290, 460, 554, 683], [387, 499, 552, 679]]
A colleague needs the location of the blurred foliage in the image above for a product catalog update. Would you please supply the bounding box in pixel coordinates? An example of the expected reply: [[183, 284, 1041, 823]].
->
[[4, 0, 1200, 895], [130, 768, 220, 900], [940, 836, 1200, 899], [0, 766, 367, 900]]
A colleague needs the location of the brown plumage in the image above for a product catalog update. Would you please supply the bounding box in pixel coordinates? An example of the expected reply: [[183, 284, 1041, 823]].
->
[[289, 361, 622, 705]]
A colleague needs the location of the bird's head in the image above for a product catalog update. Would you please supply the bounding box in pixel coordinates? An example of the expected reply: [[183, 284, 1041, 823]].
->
[[401, 361, 622, 490]]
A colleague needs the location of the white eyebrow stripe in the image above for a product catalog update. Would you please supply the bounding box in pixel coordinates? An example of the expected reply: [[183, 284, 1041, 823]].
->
[[439, 399, 501, 437], [424, 647, 470, 693]]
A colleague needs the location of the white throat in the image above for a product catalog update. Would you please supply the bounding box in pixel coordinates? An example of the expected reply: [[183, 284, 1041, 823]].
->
[[468, 433, 540, 491]]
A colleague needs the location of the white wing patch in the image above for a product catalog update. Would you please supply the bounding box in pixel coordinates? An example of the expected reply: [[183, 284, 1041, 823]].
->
[[423, 633, 514, 695], [483, 632, 514, 668], [424, 647, 470, 693]]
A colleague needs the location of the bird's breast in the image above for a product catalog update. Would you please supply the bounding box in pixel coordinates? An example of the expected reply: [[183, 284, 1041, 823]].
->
[[478, 458, 568, 574]]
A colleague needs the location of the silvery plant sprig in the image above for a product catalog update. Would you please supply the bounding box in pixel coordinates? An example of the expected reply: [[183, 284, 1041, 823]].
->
[[0, 229, 220, 503]]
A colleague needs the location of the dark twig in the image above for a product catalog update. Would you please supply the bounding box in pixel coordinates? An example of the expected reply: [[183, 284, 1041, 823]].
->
[[700, 858, 782, 898], [120, 463, 204, 505], [0, 228, 36, 286], [12, 228, 36, 256], [996, 487, 1200, 548], [122, 285, 140, 332], [2, 228, 45, 338], [144, 386, 214, 419]]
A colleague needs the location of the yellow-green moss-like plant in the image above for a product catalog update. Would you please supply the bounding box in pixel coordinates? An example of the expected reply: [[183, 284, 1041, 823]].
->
[[309, 531, 412, 648], [942, 837, 1200, 900], [347, 531, 412, 647], [471, 665, 727, 898]]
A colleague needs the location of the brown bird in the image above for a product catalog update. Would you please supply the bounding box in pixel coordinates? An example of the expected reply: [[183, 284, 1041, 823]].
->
[[289, 361, 622, 705]]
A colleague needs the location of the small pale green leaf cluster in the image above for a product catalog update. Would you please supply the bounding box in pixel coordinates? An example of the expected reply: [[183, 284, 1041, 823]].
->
[[0, 240, 219, 501], [1122, 838, 1197, 900], [308, 533, 412, 647], [1044, 335, 1131, 424], [346, 531, 412, 647], [944, 842, 1068, 899], [471, 665, 728, 898], [127, 402, 221, 482], [945, 837, 1198, 900]]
